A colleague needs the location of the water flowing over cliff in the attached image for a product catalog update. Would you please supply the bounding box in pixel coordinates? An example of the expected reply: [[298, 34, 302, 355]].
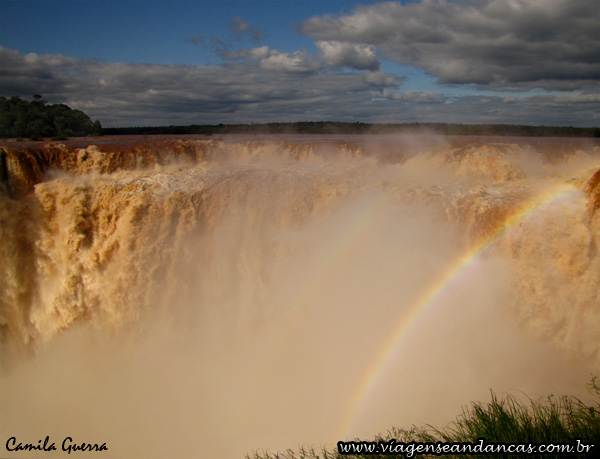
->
[[1, 135, 599, 457]]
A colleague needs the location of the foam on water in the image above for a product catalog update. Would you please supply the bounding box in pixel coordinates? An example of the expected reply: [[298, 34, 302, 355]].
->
[[1, 135, 599, 457]]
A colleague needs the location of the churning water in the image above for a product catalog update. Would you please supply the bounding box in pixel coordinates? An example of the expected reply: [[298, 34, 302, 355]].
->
[[1, 135, 599, 457]]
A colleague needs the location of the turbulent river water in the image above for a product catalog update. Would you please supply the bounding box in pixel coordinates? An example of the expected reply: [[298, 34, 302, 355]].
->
[[1, 135, 599, 457]]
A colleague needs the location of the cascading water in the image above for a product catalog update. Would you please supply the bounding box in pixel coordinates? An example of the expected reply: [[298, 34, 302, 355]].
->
[[1, 135, 599, 457]]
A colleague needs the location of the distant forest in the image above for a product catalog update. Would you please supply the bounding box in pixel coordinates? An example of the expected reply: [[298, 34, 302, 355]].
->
[[104, 121, 600, 138], [0, 95, 102, 140], [1, 95, 598, 139]]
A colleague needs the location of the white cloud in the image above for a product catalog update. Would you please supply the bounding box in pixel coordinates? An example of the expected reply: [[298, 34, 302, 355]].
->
[[214, 45, 320, 73], [363, 70, 404, 87], [1, 42, 597, 127], [300, 0, 600, 91], [215, 45, 321, 73], [316, 41, 380, 70], [0, 47, 403, 126], [250, 46, 270, 60], [258, 49, 320, 73]]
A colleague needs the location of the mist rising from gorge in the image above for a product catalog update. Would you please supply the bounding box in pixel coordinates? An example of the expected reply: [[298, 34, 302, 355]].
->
[[1, 135, 599, 457]]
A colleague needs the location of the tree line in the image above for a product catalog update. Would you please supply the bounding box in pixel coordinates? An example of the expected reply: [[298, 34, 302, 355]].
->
[[0, 95, 102, 140], [103, 121, 600, 138], [1, 96, 597, 139]]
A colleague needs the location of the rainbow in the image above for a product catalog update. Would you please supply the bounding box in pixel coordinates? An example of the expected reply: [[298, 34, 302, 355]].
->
[[335, 180, 579, 439]]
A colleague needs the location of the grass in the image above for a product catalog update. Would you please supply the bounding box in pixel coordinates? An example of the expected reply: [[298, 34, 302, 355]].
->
[[247, 376, 600, 459]]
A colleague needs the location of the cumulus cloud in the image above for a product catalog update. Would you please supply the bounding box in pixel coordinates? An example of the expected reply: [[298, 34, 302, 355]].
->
[[222, 45, 320, 73], [316, 41, 380, 70], [0, 46, 403, 126], [259, 49, 320, 73], [363, 70, 405, 87], [1, 41, 597, 127], [300, 0, 600, 91]]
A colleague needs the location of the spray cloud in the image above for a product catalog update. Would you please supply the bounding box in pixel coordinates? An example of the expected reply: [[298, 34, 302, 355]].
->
[[0, 135, 599, 457]]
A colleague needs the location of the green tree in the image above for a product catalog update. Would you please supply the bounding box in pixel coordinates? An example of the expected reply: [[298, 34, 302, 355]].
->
[[0, 95, 102, 139]]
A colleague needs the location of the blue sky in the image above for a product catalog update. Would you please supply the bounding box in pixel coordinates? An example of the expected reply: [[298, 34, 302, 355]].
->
[[0, 0, 598, 127], [1, 1, 323, 64]]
